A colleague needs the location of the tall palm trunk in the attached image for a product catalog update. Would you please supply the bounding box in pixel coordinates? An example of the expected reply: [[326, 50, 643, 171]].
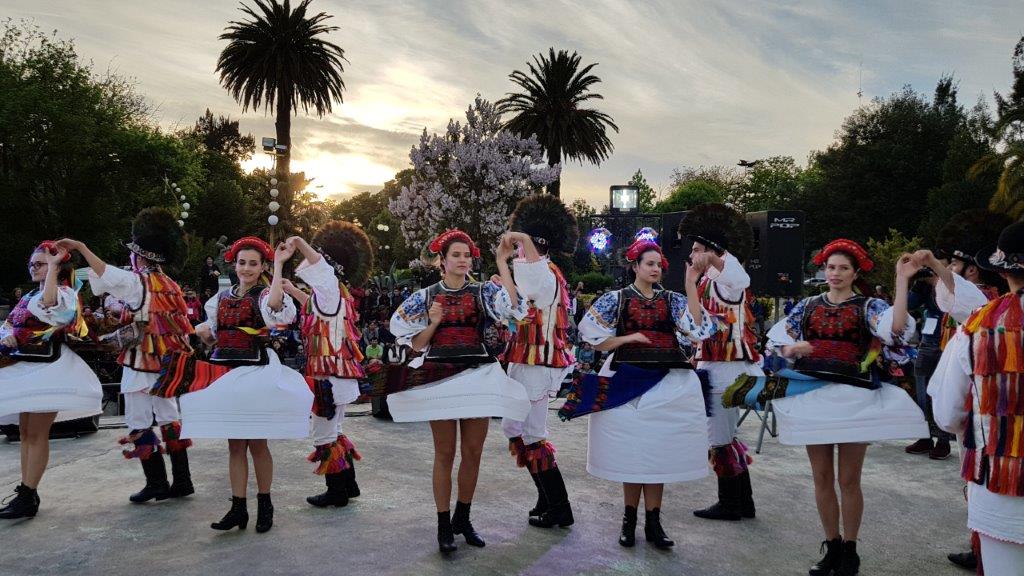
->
[[547, 144, 562, 197], [274, 88, 292, 235]]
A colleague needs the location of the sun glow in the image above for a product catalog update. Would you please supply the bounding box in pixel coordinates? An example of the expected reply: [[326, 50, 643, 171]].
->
[[241, 153, 399, 197]]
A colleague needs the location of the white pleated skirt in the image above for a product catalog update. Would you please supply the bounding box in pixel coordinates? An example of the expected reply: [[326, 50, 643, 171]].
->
[[771, 382, 928, 445], [388, 361, 530, 422], [587, 369, 710, 484], [179, 350, 313, 439], [0, 345, 103, 424]]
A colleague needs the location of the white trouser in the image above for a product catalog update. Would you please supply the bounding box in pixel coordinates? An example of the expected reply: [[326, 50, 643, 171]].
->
[[980, 534, 1024, 576], [124, 390, 180, 430], [311, 409, 347, 446], [502, 396, 551, 445]]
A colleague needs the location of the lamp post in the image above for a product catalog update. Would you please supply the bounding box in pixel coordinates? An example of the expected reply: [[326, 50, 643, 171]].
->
[[164, 174, 190, 228], [267, 177, 280, 244]]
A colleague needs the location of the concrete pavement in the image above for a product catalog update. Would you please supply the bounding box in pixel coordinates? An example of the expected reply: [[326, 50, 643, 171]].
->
[[0, 406, 971, 576]]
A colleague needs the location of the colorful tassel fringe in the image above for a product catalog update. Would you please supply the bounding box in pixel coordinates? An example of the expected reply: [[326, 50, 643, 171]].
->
[[159, 421, 191, 453], [118, 428, 161, 460]]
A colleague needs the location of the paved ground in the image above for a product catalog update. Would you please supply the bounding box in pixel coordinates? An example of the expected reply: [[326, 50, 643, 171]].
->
[[0, 405, 972, 576]]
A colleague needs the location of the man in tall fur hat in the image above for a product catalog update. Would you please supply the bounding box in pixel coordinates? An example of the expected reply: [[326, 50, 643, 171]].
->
[[280, 222, 373, 508], [929, 219, 1024, 574], [497, 194, 578, 529], [58, 208, 196, 504], [679, 203, 762, 522]]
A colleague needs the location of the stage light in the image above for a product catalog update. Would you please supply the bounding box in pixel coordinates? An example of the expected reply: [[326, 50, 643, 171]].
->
[[588, 228, 612, 254], [609, 185, 639, 213], [634, 227, 659, 243]]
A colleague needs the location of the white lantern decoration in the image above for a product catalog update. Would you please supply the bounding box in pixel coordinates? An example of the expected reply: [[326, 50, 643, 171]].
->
[[182, 202, 191, 210], [270, 177, 278, 185], [269, 188, 279, 198], [171, 182, 177, 188], [177, 220, 184, 227], [181, 211, 189, 219], [179, 195, 186, 201], [268, 215, 279, 226], [268, 201, 280, 212]]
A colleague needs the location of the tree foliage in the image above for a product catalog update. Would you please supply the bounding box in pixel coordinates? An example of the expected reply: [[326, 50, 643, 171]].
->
[[390, 96, 560, 253]]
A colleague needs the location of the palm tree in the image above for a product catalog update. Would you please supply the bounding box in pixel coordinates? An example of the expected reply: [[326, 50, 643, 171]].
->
[[217, 0, 347, 229], [971, 107, 1024, 219], [498, 48, 619, 197]]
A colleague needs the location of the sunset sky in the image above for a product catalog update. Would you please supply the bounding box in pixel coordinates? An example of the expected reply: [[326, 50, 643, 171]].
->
[[7, 1, 1022, 206]]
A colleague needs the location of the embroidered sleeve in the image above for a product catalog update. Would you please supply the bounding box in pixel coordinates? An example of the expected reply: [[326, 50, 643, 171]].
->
[[260, 289, 297, 327], [670, 291, 714, 342], [927, 330, 973, 435], [706, 253, 749, 302], [88, 266, 145, 309], [512, 259, 558, 306], [295, 256, 340, 316], [198, 292, 221, 336], [767, 298, 808, 352], [867, 297, 915, 345], [579, 291, 619, 345], [390, 289, 429, 346], [934, 273, 990, 325], [27, 286, 78, 327], [483, 280, 519, 322]]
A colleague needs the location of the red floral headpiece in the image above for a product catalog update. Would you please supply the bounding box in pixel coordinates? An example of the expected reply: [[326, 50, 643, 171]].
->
[[225, 236, 274, 263], [428, 229, 481, 258], [625, 239, 669, 270], [813, 238, 874, 272], [33, 240, 71, 263]]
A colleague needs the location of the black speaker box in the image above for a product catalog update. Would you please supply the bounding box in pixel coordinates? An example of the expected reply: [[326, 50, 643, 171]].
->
[[745, 211, 805, 297]]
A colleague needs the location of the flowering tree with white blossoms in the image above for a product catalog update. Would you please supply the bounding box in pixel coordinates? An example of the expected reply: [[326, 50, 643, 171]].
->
[[390, 95, 560, 257]]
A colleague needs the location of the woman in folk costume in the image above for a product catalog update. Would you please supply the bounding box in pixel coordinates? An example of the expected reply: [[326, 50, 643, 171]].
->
[[0, 243, 102, 519], [560, 238, 714, 550], [60, 208, 196, 505], [678, 203, 763, 522], [389, 229, 529, 555], [723, 239, 926, 576], [930, 220, 1024, 576], [906, 210, 1011, 463], [152, 236, 313, 534], [282, 223, 373, 508], [498, 194, 578, 529]]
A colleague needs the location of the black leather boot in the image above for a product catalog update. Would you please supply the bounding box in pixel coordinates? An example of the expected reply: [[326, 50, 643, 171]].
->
[[342, 455, 360, 498], [437, 510, 457, 555], [619, 505, 637, 547], [694, 475, 742, 521], [307, 472, 348, 508], [255, 492, 274, 533], [167, 450, 194, 498], [0, 484, 40, 519], [738, 470, 755, 518], [528, 471, 548, 519], [809, 538, 843, 576], [529, 468, 574, 528], [210, 496, 248, 531], [451, 500, 485, 547], [130, 452, 171, 503], [836, 540, 860, 576], [644, 508, 675, 549]]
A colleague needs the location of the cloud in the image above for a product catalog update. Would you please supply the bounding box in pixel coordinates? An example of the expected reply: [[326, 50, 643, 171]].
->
[[7, 0, 1024, 207]]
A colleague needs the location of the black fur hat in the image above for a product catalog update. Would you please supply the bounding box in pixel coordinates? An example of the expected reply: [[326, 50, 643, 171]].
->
[[311, 220, 374, 288], [678, 203, 753, 262], [127, 207, 183, 265], [936, 209, 1013, 264], [508, 194, 579, 255]]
